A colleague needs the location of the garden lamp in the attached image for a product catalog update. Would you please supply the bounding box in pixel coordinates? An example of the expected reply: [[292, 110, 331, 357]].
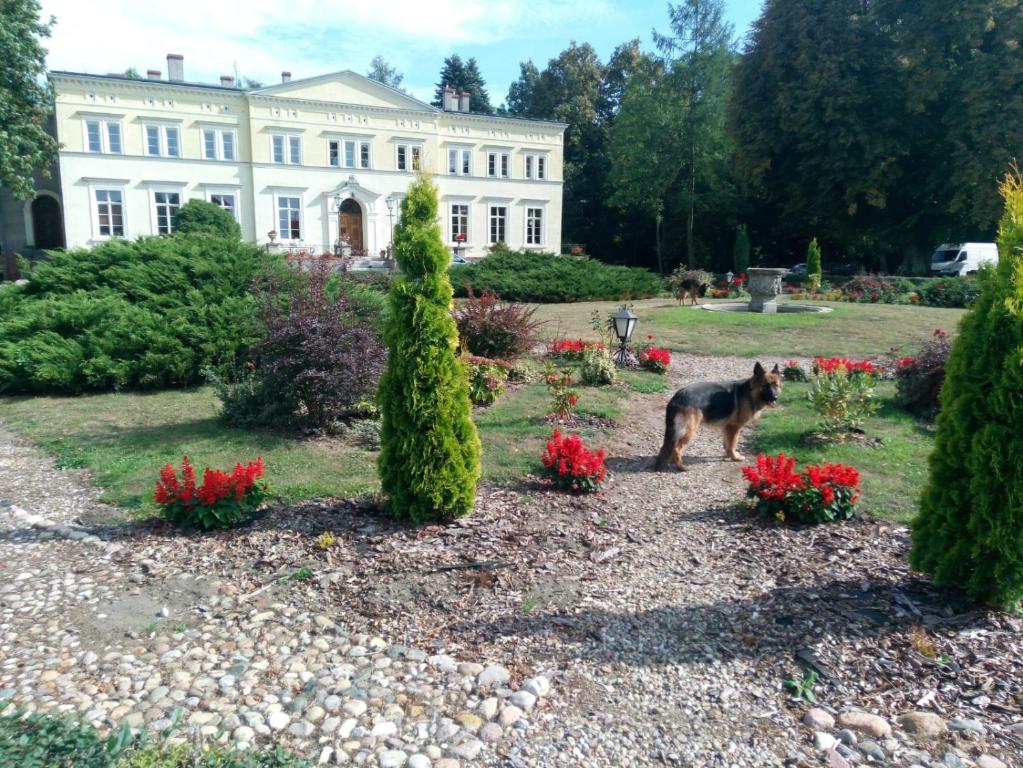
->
[[611, 304, 638, 365], [726, 270, 734, 285]]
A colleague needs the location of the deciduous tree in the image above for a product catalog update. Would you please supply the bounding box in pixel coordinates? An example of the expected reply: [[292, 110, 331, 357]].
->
[[367, 55, 405, 92]]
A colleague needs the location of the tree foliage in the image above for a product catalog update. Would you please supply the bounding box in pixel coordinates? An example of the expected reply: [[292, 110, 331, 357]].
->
[[0, 0, 59, 200], [377, 175, 481, 523], [806, 237, 822, 284], [733, 225, 750, 274], [432, 55, 493, 113], [910, 166, 1023, 609], [174, 199, 241, 239], [367, 55, 405, 92]]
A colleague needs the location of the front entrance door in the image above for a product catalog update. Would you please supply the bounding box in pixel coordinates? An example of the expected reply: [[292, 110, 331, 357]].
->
[[31, 195, 65, 250], [340, 198, 364, 254]]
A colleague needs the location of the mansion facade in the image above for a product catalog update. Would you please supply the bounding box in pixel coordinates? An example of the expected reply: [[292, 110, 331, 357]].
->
[[0, 56, 566, 262]]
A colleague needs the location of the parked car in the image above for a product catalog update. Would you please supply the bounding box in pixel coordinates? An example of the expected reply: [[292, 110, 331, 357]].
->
[[929, 242, 999, 276]]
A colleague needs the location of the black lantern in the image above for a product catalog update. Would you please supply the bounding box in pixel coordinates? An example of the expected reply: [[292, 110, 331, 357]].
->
[[611, 304, 638, 365]]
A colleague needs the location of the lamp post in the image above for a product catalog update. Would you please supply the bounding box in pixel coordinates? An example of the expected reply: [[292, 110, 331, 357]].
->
[[333, 192, 345, 257], [611, 304, 638, 366], [385, 195, 396, 264]]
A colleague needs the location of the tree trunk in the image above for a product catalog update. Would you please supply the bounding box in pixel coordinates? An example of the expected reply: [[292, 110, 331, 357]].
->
[[655, 213, 663, 275], [686, 152, 696, 268]]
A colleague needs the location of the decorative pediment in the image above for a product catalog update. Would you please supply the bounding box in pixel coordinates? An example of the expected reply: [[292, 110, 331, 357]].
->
[[252, 70, 436, 113], [325, 175, 382, 212]]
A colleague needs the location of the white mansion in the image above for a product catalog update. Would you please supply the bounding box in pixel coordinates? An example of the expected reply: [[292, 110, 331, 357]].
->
[[0, 55, 566, 262]]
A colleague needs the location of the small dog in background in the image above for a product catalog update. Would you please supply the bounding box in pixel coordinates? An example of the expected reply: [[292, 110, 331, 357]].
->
[[676, 279, 708, 306], [655, 362, 782, 471]]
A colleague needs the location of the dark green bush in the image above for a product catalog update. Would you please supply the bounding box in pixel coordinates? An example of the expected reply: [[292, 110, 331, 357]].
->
[[449, 248, 662, 303], [173, 199, 241, 239], [911, 169, 1023, 609], [734, 225, 750, 275], [916, 277, 981, 308], [378, 175, 482, 523], [0, 236, 273, 394]]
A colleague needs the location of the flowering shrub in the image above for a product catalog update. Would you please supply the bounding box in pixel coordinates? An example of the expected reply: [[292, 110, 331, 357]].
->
[[548, 338, 604, 360], [743, 453, 861, 524], [580, 347, 617, 386], [637, 344, 671, 373], [840, 275, 901, 303], [916, 277, 981, 308], [467, 358, 509, 406], [544, 365, 579, 420], [155, 456, 268, 530], [808, 357, 879, 434], [894, 329, 953, 417], [453, 287, 541, 360], [782, 360, 808, 382], [540, 429, 608, 493]]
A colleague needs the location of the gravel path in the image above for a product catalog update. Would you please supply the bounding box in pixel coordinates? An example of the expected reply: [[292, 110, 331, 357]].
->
[[1, 354, 1021, 768]]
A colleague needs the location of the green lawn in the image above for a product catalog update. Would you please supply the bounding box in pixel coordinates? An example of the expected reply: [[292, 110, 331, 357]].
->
[[754, 381, 932, 522], [0, 374, 647, 518], [533, 298, 966, 358]]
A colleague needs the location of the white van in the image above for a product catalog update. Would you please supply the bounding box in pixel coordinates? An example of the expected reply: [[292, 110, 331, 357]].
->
[[929, 242, 999, 276]]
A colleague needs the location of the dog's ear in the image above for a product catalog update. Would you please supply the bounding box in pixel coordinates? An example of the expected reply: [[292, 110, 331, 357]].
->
[[753, 362, 766, 378], [772, 363, 780, 374]]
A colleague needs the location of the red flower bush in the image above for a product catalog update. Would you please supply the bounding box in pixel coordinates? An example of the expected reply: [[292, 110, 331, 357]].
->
[[548, 338, 604, 359], [894, 328, 952, 417], [155, 456, 268, 529], [638, 345, 671, 373], [782, 359, 808, 382], [540, 429, 608, 493], [743, 453, 861, 523], [812, 357, 878, 377], [809, 357, 879, 434]]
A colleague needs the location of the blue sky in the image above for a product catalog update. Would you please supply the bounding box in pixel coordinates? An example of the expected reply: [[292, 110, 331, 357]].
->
[[40, 1, 763, 105]]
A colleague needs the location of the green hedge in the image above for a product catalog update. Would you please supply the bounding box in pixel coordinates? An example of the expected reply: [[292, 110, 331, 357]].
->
[[0, 235, 276, 394], [450, 248, 663, 303]]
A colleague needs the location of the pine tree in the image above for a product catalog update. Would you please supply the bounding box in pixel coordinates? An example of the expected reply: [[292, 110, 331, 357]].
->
[[733, 225, 750, 274], [432, 55, 493, 113], [806, 237, 822, 289], [377, 175, 482, 524], [910, 166, 1023, 609]]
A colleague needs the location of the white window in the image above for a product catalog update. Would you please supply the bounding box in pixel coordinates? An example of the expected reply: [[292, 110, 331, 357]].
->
[[271, 134, 301, 164], [209, 192, 238, 221], [396, 143, 422, 172], [524, 153, 548, 180], [450, 203, 469, 242], [93, 189, 125, 238], [489, 205, 507, 244], [203, 128, 237, 161], [277, 195, 302, 240], [487, 151, 510, 178], [144, 124, 180, 158], [448, 148, 472, 176], [329, 139, 371, 169], [526, 207, 544, 245], [84, 118, 122, 154], [153, 191, 181, 235]]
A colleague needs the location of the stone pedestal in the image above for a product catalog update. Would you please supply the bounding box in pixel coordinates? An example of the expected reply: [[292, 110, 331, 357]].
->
[[747, 267, 788, 313]]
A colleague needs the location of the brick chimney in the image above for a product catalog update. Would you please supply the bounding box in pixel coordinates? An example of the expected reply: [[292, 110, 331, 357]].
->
[[220, 75, 235, 87], [166, 53, 184, 82], [281, 71, 292, 83], [443, 86, 456, 111], [459, 91, 471, 113], [146, 69, 162, 80]]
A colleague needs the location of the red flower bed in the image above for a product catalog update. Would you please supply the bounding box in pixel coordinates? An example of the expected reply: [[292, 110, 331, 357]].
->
[[637, 345, 671, 373], [742, 452, 861, 523], [548, 338, 604, 359], [812, 356, 878, 377], [155, 456, 267, 529], [540, 429, 608, 493]]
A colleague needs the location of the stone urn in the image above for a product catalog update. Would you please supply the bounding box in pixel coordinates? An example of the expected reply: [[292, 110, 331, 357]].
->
[[747, 267, 788, 313]]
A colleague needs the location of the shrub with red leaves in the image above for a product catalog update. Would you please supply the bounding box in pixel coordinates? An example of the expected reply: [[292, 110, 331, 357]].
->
[[453, 287, 542, 360], [894, 329, 952, 417], [540, 429, 608, 493], [742, 452, 860, 524], [155, 456, 268, 529]]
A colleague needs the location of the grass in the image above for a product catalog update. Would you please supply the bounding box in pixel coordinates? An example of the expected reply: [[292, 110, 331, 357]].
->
[[533, 298, 966, 358], [753, 381, 933, 523], [0, 376, 630, 518]]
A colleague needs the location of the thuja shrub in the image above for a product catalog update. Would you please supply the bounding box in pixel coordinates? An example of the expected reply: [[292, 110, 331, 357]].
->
[[743, 453, 861, 524], [806, 237, 822, 292], [540, 429, 608, 493], [893, 329, 953, 417], [378, 175, 482, 523], [452, 287, 542, 360], [154, 456, 268, 530], [911, 167, 1023, 609], [808, 357, 879, 434]]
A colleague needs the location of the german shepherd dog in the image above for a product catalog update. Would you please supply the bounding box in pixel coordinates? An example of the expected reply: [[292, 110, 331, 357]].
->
[[677, 278, 708, 306], [655, 363, 782, 471]]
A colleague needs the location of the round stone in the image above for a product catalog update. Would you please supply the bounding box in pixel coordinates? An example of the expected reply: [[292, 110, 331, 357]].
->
[[232, 725, 255, 742], [479, 722, 503, 743], [378, 750, 408, 768], [837, 711, 892, 739], [498, 705, 523, 727], [522, 676, 550, 698], [508, 690, 536, 712], [897, 711, 947, 739], [267, 711, 290, 731], [804, 707, 836, 730], [407, 755, 432, 768], [476, 665, 510, 688]]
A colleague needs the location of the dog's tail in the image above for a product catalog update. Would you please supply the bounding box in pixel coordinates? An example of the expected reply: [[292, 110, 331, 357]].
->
[[654, 403, 679, 470]]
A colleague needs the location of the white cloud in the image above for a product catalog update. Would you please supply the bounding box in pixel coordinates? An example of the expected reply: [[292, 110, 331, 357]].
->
[[38, 0, 615, 93]]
